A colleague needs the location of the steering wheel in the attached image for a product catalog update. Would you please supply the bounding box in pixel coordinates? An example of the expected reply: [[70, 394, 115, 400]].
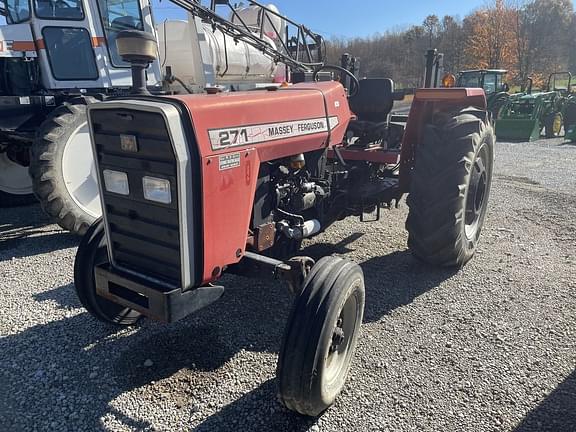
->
[[313, 64, 360, 98]]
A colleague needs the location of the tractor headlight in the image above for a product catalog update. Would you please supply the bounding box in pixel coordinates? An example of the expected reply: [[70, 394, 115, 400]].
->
[[103, 169, 129, 195], [142, 176, 171, 204]]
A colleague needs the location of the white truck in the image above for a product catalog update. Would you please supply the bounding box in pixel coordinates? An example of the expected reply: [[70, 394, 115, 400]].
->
[[0, 0, 321, 233]]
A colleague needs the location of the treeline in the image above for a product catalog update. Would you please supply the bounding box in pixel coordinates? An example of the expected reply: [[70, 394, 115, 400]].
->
[[326, 0, 576, 88]]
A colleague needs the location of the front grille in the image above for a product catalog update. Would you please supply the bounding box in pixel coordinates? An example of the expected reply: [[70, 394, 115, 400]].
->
[[90, 108, 181, 285]]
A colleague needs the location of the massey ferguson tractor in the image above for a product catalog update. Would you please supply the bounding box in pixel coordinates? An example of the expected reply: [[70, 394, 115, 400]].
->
[[0, 0, 313, 234], [73, 5, 495, 415]]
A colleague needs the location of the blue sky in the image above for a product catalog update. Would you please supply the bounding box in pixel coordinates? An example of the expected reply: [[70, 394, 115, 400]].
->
[[0, 1, 574, 38], [151, 0, 487, 38]]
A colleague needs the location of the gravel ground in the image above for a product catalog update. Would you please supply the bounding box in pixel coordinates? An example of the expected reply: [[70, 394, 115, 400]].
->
[[1, 138, 575, 432]]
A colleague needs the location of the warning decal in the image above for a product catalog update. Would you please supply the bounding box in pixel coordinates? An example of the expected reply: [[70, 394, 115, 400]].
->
[[219, 153, 241, 171], [209, 116, 339, 150]]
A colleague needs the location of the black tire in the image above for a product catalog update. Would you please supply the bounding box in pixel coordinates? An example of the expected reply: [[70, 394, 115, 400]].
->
[[489, 94, 508, 120], [277, 256, 365, 417], [0, 190, 36, 207], [406, 108, 494, 267], [30, 96, 99, 235], [74, 219, 142, 326], [544, 112, 563, 138], [564, 102, 576, 132]]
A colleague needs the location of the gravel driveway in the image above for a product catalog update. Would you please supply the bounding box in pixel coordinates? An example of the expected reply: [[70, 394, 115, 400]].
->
[[1, 138, 575, 432]]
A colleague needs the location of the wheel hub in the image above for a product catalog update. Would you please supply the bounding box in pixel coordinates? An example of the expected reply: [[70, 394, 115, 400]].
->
[[324, 291, 359, 386], [0, 151, 33, 195], [465, 146, 488, 240], [61, 122, 102, 219], [330, 318, 345, 353], [553, 114, 562, 135]]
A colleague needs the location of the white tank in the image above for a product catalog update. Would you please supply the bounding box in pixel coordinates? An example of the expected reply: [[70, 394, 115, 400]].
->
[[157, 18, 280, 87], [231, 3, 286, 42]]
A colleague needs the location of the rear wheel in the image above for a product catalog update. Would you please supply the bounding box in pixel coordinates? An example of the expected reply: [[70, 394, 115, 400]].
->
[[488, 93, 509, 120], [544, 112, 563, 138], [406, 108, 495, 267], [74, 219, 142, 326], [30, 97, 102, 235], [277, 256, 365, 416], [0, 150, 36, 207]]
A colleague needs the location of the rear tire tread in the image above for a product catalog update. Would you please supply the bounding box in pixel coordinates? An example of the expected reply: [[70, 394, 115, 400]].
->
[[406, 108, 494, 267], [30, 96, 98, 235]]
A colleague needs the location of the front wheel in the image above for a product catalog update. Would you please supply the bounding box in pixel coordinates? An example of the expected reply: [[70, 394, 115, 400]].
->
[[544, 112, 563, 138], [406, 108, 495, 267], [74, 219, 142, 326], [277, 256, 365, 417]]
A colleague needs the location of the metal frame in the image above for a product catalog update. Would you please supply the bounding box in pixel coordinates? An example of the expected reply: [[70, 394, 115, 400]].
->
[[170, 0, 325, 72]]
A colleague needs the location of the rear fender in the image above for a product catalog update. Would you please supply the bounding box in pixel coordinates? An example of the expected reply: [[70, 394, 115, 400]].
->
[[399, 88, 487, 192]]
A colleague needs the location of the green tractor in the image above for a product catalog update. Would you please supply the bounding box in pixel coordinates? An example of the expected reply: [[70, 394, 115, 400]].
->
[[495, 72, 572, 142], [457, 69, 510, 118], [565, 94, 576, 142]]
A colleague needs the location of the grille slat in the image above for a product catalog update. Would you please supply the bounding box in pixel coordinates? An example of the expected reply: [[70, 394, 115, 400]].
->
[[107, 214, 179, 248], [98, 153, 177, 176], [113, 251, 181, 278]]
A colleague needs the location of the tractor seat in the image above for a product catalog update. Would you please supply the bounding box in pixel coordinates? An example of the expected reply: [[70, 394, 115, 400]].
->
[[348, 78, 397, 122]]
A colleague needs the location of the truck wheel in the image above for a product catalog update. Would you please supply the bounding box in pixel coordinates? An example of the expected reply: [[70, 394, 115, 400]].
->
[[406, 109, 494, 267], [277, 256, 365, 416], [30, 97, 102, 235], [0, 151, 36, 207], [544, 112, 563, 138], [74, 219, 142, 326]]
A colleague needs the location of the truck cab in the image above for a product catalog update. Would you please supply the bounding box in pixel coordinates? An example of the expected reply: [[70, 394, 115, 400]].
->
[[0, 0, 161, 93], [456, 69, 509, 119], [456, 69, 509, 96]]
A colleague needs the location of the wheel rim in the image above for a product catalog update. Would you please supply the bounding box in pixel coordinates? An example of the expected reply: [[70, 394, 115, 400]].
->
[[61, 122, 102, 219], [553, 114, 562, 135], [464, 143, 489, 240], [324, 286, 359, 386], [0, 152, 33, 195]]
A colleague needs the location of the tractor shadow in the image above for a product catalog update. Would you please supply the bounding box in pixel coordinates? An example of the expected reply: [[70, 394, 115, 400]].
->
[[3, 235, 457, 430], [513, 368, 576, 432], [0, 274, 296, 431], [0, 203, 77, 259], [32, 282, 82, 310], [192, 379, 315, 432], [300, 236, 459, 323]]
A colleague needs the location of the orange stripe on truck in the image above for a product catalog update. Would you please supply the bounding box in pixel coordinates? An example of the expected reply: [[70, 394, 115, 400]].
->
[[10, 41, 37, 51], [91, 37, 106, 47], [31, 37, 105, 50]]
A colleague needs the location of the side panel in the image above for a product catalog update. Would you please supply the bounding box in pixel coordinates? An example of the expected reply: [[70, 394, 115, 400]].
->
[[0, 24, 37, 58], [201, 148, 260, 281], [172, 82, 351, 161]]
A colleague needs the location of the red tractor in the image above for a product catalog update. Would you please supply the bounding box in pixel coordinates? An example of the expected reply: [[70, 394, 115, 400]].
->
[[74, 26, 494, 416]]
